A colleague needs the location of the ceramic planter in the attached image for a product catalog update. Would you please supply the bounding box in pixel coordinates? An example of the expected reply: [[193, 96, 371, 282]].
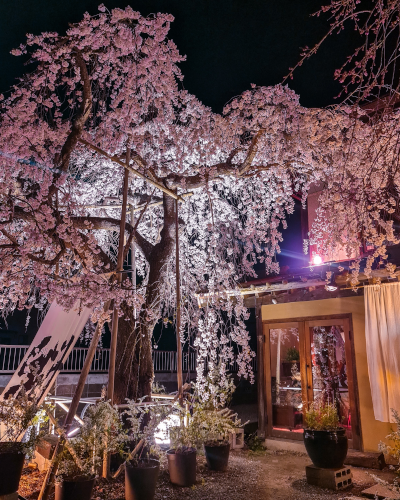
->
[[303, 428, 348, 469]]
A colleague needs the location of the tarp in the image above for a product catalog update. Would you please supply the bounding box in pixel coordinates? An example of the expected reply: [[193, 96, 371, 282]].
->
[[365, 282, 400, 422], [1, 301, 91, 404]]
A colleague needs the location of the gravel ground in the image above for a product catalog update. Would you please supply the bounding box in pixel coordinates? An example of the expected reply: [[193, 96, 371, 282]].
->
[[19, 449, 397, 500]]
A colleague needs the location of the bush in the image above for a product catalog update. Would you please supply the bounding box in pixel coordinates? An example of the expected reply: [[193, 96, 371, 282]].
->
[[304, 402, 340, 431]]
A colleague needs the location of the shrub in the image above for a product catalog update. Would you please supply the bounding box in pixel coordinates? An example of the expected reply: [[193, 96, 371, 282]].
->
[[304, 402, 340, 431]]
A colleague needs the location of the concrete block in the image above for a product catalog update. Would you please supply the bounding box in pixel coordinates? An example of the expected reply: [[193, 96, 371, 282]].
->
[[229, 428, 245, 449], [33, 450, 52, 472], [306, 464, 353, 490]]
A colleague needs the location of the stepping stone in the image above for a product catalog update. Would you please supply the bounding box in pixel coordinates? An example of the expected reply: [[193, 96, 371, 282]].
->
[[361, 484, 400, 499], [345, 450, 385, 470]]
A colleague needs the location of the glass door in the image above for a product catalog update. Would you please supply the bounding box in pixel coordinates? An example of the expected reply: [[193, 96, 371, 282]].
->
[[264, 322, 307, 440], [264, 317, 360, 448], [304, 318, 359, 448]]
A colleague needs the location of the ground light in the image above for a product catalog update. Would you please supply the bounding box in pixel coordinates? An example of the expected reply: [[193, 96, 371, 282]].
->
[[154, 413, 180, 445]]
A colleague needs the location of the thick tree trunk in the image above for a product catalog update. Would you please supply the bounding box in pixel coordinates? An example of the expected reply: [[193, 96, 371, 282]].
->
[[114, 305, 154, 403], [114, 194, 177, 404]]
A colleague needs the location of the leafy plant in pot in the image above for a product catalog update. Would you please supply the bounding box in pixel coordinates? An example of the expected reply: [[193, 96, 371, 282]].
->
[[122, 398, 174, 500], [0, 386, 46, 496], [56, 400, 126, 500], [303, 402, 348, 469], [168, 406, 199, 488], [191, 405, 243, 472]]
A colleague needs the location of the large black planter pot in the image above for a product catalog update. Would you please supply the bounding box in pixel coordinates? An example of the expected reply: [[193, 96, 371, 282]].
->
[[0, 442, 25, 496], [304, 428, 348, 469], [55, 476, 95, 500], [204, 443, 230, 472], [125, 459, 160, 500], [167, 448, 196, 487]]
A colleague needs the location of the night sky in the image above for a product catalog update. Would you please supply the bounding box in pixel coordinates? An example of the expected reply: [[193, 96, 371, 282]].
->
[[0, 1, 359, 343]]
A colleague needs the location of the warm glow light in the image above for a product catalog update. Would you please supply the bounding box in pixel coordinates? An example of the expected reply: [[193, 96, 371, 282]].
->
[[154, 413, 180, 445], [313, 254, 323, 265]]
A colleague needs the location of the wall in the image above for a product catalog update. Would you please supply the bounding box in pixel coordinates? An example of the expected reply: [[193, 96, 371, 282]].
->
[[261, 296, 392, 452]]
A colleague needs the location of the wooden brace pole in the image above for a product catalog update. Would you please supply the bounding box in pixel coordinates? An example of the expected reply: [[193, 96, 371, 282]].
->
[[38, 300, 111, 500], [175, 196, 183, 403]]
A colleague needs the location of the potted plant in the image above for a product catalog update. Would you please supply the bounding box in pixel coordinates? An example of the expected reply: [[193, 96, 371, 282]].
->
[[192, 405, 243, 472], [303, 402, 348, 469], [56, 400, 126, 500], [282, 347, 300, 377], [122, 398, 173, 500], [0, 388, 45, 497], [167, 413, 198, 487]]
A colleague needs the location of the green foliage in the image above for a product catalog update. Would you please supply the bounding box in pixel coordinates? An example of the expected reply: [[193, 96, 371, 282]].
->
[[0, 382, 48, 458], [57, 400, 127, 479], [285, 347, 300, 362], [304, 402, 340, 431], [151, 382, 166, 395], [246, 432, 266, 454], [123, 397, 174, 464], [379, 409, 400, 464], [170, 392, 245, 450]]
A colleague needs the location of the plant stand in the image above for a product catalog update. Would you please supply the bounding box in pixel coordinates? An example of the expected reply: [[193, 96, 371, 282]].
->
[[305, 464, 353, 490]]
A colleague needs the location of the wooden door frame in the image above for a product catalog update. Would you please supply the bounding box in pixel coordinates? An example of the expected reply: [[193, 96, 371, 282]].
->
[[261, 314, 362, 450]]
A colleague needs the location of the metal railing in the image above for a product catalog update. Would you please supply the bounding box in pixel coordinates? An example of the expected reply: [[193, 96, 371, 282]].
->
[[0, 345, 256, 374]]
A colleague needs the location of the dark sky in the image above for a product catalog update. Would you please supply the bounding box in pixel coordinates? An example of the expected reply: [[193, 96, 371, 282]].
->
[[0, 0, 358, 111], [0, 0, 358, 342]]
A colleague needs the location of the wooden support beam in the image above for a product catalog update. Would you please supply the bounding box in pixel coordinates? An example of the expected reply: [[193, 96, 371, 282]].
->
[[175, 197, 183, 403], [38, 300, 111, 500], [78, 138, 183, 201]]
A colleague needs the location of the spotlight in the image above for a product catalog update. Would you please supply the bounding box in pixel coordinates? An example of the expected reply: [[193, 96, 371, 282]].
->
[[271, 298, 278, 304], [313, 254, 323, 266]]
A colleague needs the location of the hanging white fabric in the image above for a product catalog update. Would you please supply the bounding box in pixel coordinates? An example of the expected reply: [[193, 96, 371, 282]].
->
[[365, 282, 400, 423]]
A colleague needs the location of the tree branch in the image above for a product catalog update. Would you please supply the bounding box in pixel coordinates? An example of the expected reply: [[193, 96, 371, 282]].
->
[[238, 128, 265, 176], [71, 216, 154, 258]]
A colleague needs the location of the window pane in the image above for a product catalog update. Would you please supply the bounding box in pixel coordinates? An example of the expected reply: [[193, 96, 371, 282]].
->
[[269, 327, 303, 432], [310, 325, 352, 439]]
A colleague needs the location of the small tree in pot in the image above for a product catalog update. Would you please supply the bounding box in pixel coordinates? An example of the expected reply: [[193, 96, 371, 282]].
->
[[56, 400, 126, 500], [0, 387, 46, 497], [168, 409, 198, 488], [303, 402, 348, 469], [191, 405, 243, 472], [121, 398, 174, 500]]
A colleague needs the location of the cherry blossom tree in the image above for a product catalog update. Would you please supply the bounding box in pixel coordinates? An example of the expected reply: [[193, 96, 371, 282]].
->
[[0, 5, 381, 403], [288, 0, 400, 286]]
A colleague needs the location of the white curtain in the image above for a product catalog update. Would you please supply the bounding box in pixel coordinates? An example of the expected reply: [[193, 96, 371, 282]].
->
[[365, 282, 400, 422]]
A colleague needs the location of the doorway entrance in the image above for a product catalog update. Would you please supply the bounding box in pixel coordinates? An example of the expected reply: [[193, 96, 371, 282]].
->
[[263, 316, 361, 449]]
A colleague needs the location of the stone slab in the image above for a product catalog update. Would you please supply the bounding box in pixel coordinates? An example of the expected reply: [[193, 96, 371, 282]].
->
[[345, 450, 385, 470], [361, 484, 400, 499], [265, 437, 306, 453], [306, 464, 353, 490], [0, 493, 18, 500]]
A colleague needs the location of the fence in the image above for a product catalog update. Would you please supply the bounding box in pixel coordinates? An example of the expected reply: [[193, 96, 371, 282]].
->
[[0, 345, 256, 374]]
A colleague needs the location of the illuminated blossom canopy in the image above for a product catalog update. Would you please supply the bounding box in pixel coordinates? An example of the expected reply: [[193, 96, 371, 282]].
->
[[0, 4, 398, 401]]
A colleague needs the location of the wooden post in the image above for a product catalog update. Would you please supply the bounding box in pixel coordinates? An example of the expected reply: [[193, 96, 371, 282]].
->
[[256, 301, 266, 437], [175, 197, 183, 403], [38, 301, 110, 500], [107, 146, 131, 404], [130, 204, 136, 321]]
